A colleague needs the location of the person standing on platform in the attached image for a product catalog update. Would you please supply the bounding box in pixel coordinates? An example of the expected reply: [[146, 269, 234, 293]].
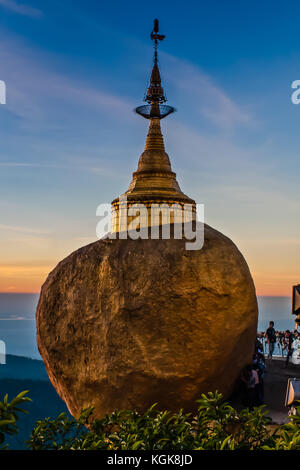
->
[[283, 330, 294, 368], [265, 321, 276, 359]]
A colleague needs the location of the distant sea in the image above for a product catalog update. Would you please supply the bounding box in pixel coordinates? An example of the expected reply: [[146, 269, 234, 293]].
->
[[0, 294, 294, 359]]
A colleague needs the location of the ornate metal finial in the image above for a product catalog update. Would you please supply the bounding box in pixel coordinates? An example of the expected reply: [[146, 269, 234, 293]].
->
[[135, 19, 175, 120], [151, 18, 165, 67]]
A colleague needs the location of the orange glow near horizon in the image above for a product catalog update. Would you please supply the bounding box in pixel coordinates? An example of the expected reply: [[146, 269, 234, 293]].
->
[[0, 265, 297, 297], [0, 264, 52, 294], [0, 232, 298, 297]]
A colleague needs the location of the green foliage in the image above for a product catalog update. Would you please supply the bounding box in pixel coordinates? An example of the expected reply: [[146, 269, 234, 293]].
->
[[0, 391, 31, 449], [190, 391, 274, 450], [0, 378, 70, 449], [2, 389, 300, 450], [262, 407, 300, 450], [24, 391, 281, 450], [27, 408, 93, 450]]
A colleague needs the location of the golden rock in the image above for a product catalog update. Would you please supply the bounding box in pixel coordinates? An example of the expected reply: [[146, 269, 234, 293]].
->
[[36, 228, 258, 418]]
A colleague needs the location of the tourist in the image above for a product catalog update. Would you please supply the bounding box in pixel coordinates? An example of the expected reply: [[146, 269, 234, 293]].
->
[[265, 321, 276, 359], [255, 338, 264, 356], [240, 364, 259, 409], [283, 330, 294, 368], [291, 334, 300, 365], [279, 332, 285, 356], [252, 353, 265, 405]]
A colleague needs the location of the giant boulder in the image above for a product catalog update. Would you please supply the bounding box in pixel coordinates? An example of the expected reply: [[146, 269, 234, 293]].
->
[[36, 224, 258, 418]]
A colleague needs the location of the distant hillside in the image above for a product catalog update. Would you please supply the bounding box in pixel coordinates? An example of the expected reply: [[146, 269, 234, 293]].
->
[[0, 355, 70, 449], [0, 354, 48, 380]]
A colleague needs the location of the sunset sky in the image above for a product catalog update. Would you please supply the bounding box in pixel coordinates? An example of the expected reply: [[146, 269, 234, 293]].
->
[[0, 0, 299, 296]]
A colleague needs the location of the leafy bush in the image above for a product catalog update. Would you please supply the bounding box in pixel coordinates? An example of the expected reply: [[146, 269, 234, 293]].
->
[[0, 391, 31, 449], [23, 391, 284, 450], [2, 390, 300, 450]]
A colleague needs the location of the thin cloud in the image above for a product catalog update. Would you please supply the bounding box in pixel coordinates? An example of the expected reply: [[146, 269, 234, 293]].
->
[[0, 224, 49, 235], [0, 0, 42, 17], [162, 53, 255, 131], [0, 160, 128, 179], [0, 36, 133, 123], [0, 162, 41, 167]]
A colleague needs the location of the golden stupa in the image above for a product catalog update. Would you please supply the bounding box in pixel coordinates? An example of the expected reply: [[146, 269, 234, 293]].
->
[[111, 19, 196, 233]]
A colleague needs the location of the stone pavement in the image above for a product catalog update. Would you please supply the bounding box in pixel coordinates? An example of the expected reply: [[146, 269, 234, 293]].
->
[[263, 357, 300, 424], [230, 357, 300, 424]]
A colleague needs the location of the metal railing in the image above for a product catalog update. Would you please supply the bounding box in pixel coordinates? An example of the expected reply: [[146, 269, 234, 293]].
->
[[257, 335, 287, 358]]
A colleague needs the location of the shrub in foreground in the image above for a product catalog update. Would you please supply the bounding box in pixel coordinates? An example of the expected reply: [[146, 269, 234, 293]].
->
[[0, 391, 31, 449], [1, 390, 300, 450]]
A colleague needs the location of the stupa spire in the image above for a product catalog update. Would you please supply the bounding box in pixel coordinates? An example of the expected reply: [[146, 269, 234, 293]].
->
[[135, 19, 174, 120], [134, 19, 175, 171], [145, 18, 166, 105]]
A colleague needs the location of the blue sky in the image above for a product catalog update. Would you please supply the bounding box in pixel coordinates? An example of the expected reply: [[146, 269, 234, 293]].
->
[[0, 0, 299, 294]]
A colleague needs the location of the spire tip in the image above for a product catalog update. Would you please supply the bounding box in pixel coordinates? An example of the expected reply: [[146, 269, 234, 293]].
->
[[151, 19, 165, 43]]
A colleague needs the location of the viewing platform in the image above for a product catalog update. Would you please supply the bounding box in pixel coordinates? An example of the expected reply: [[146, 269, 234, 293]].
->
[[232, 355, 300, 425]]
